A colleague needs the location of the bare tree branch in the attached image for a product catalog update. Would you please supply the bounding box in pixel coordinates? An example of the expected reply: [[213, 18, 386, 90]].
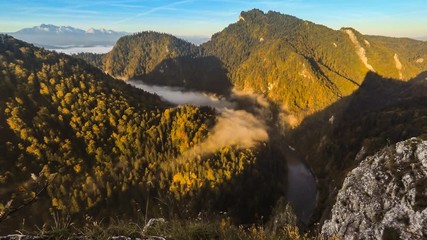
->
[[0, 172, 55, 224]]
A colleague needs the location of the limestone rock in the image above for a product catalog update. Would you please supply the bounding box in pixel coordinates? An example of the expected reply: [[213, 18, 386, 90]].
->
[[322, 138, 427, 239]]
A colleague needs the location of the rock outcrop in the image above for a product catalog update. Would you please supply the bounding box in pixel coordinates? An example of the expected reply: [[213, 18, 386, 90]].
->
[[322, 138, 427, 239]]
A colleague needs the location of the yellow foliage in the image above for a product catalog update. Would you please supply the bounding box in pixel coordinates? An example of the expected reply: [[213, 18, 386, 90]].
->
[[74, 164, 81, 173]]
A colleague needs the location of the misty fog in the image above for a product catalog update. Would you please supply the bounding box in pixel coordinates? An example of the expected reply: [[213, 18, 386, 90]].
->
[[49, 45, 114, 54], [130, 80, 317, 222], [128, 81, 236, 110], [128, 81, 269, 151]]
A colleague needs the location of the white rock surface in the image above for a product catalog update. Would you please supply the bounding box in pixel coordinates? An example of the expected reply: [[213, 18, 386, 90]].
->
[[344, 29, 375, 72], [322, 138, 427, 239]]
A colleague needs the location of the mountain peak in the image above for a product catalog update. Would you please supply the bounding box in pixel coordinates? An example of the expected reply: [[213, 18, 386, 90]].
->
[[37, 24, 58, 32], [86, 27, 115, 34], [14, 24, 123, 35], [239, 9, 265, 22], [241, 8, 265, 16], [39, 23, 55, 28], [16, 24, 84, 34], [238, 9, 300, 23], [86, 27, 96, 33], [11, 24, 128, 48]]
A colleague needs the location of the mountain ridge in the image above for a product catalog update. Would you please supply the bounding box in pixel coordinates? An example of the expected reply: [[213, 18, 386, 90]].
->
[[76, 9, 427, 124], [201, 10, 427, 119], [9, 24, 128, 48], [14, 24, 127, 35]]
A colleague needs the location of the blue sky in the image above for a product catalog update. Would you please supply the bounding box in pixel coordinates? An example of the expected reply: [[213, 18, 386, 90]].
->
[[1, 0, 426, 38]]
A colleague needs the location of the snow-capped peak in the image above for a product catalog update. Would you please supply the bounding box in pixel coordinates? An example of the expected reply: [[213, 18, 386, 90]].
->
[[86, 28, 96, 34], [58, 26, 75, 33], [14, 24, 127, 36], [86, 27, 116, 34], [37, 24, 56, 32], [29, 24, 84, 34]]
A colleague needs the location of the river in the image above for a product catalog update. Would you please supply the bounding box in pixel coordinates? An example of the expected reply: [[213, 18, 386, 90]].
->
[[285, 148, 317, 224], [128, 80, 317, 223]]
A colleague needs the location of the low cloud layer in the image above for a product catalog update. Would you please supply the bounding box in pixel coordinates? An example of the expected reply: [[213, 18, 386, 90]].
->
[[199, 108, 268, 151], [130, 82, 269, 159], [51, 45, 114, 54], [128, 81, 236, 110], [177, 108, 268, 163]]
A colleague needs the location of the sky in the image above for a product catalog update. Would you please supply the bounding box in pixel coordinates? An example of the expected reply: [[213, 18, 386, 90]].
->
[[0, 0, 426, 39]]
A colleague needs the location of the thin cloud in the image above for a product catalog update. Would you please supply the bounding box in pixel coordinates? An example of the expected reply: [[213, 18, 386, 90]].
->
[[115, 0, 194, 24], [153, 7, 238, 18], [16, 0, 146, 16], [18, 6, 99, 15], [65, 0, 149, 10], [106, 3, 149, 9], [204, 0, 317, 9]]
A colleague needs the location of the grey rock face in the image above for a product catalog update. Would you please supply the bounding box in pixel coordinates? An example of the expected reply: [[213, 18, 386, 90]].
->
[[322, 138, 427, 240]]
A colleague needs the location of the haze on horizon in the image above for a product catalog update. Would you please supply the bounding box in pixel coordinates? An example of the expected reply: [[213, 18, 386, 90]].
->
[[1, 0, 427, 39]]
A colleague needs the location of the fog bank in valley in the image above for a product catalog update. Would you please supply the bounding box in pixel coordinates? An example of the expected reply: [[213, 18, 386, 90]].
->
[[129, 80, 317, 223], [128, 81, 269, 154], [128, 81, 236, 110], [50, 45, 114, 54], [186, 109, 269, 159]]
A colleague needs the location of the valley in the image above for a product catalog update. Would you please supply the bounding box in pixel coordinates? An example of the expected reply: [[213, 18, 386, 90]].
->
[[1, 7, 427, 240], [128, 81, 318, 224]]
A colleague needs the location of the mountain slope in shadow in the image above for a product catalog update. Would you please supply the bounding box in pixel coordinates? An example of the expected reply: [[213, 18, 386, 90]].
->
[[138, 55, 232, 95], [287, 71, 427, 224]]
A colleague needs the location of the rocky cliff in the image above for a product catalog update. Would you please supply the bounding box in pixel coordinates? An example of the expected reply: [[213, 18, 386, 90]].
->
[[322, 138, 427, 239]]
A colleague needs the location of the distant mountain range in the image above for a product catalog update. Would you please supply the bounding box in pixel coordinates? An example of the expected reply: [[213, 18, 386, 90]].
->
[[8, 24, 128, 48], [7, 24, 210, 50]]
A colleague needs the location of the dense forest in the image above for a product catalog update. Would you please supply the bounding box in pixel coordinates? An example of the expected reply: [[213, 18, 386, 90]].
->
[[0, 35, 288, 232], [202, 10, 427, 121], [103, 32, 199, 79]]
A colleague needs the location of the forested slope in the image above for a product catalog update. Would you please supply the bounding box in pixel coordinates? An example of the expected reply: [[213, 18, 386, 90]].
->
[[202, 10, 427, 121], [0, 35, 283, 231], [103, 32, 199, 79], [77, 10, 427, 124]]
